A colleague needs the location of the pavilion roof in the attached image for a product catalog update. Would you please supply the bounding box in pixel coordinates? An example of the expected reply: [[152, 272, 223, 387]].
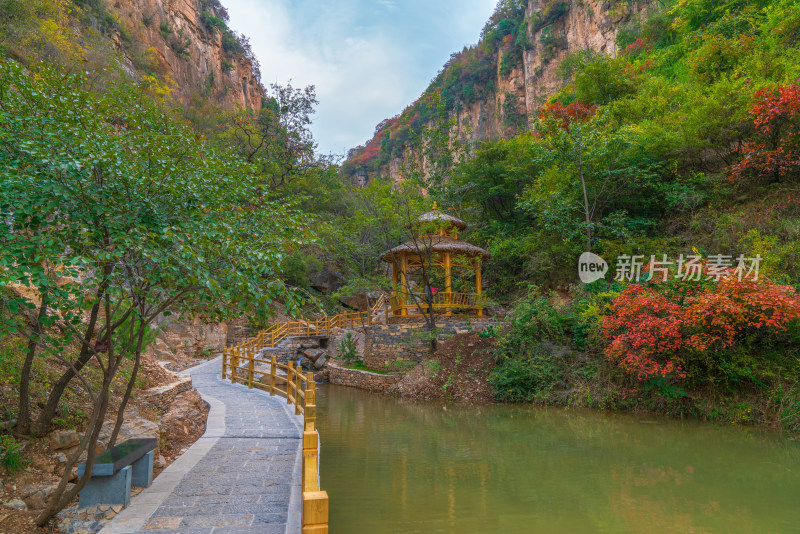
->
[[381, 235, 490, 262], [417, 210, 468, 230]]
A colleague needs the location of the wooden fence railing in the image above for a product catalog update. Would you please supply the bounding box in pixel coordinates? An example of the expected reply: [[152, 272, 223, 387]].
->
[[222, 345, 329, 533], [390, 291, 486, 316], [253, 302, 391, 350], [220, 296, 398, 532]]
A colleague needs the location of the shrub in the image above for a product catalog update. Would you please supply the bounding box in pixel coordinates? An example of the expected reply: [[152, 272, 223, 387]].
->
[[282, 251, 322, 289], [338, 333, 360, 363], [603, 278, 800, 385], [489, 291, 574, 401], [0, 435, 27, 474], [489, 347, 565, 401], [497, 291, 571, 356], [728, 84, 800, 185], [200, 10, 227, 32], [221, 30, 244, 56], [159, 21, 173, 37], [530, 1, 569, 33], [478, 325, 498, 338]]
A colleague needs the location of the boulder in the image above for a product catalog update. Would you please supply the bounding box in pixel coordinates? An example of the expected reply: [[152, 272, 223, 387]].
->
[[21, 484, 56, 509], [342, 293, 371, 311], [314, 356, 328, 370], [303, 348, 325, 362], [3, 499, 27, 511], [309, 267, 344, 293], [49, 429, 80, 450], [300, 357, 313, 370], [98, 408, 158, 448]]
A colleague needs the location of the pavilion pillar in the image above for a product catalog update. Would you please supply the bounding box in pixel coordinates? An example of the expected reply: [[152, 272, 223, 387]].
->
[[391, 260, 400, 317], [399, 254, 408, 316], [444, 252, 452, 312], [392, 261, 399, 296], [475, 258, 483, 317]]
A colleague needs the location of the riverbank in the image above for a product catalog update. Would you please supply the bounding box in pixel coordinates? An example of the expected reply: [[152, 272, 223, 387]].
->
[[387, 331, 800, 435]]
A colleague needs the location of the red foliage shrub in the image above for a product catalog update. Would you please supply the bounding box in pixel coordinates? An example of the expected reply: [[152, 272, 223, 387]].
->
[[603, 279, 800, 381], [625, 38, 647, 55], [539, 101, 598, 130], [728, 84, 800, 183]]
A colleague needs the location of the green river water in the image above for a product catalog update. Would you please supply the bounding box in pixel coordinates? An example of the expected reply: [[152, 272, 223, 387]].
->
[[316, 384, 800, 533]]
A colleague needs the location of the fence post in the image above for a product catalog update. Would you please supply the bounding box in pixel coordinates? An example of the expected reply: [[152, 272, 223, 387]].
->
[[287, 360, 295, 405], [270, 355, 277, 395], [248, 344, 254, 389], [302, 491, 329, 534], [295, 371, 302, 416], [222, 347, 227, 380], [305, 372, 316, 431], [232, 346, 238, 383]]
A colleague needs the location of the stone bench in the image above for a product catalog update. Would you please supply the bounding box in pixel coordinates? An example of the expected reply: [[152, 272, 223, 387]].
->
[[77, 437, 157, 508]]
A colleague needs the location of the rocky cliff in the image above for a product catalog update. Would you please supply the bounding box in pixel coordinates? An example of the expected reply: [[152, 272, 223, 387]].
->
[[110, 0, 263, 111], [344, 0, 655, 183]]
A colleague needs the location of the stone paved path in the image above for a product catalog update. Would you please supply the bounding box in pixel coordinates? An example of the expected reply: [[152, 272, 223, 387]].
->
[[101, 356, 302, 534]]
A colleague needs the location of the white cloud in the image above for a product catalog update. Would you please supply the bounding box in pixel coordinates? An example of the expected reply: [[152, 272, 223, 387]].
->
[[222, 0, 498, 155]]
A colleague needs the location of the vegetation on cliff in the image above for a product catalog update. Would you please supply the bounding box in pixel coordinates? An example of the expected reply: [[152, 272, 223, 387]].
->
[[331, 0, 800, 431], [430, 0, 800, 430]]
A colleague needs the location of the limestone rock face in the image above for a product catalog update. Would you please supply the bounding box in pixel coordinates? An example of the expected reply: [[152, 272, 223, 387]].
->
[[110, 0, 263, 111], [354, 0, 655, 183], [147, 315, 228, 369]]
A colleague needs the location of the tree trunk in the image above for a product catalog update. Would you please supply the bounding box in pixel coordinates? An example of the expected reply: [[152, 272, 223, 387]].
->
[[37, 290, 120, 525], [35, 296, 102, 435], [17, 293, 49, 436], [577, 128, 592, 253], [107, 320, 146, 448], [35, 367, 113, 526]]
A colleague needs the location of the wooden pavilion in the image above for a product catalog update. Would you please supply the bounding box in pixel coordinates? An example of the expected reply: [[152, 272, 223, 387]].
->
[[381, 204, 490, 317]]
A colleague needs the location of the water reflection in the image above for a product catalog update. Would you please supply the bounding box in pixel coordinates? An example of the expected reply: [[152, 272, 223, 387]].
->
[[317, 385, 800, 533]]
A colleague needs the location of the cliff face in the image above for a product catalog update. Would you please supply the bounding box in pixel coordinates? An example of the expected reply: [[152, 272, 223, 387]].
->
[[347, 0, 654, 183], [110, 0, 262, 111]]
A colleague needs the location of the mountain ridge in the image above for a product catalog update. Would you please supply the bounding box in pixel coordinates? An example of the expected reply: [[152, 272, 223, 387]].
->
[[343, 0, 657, 184]]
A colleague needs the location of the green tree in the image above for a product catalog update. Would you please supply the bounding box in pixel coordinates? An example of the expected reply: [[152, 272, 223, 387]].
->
[[0, 60, 313, 524]]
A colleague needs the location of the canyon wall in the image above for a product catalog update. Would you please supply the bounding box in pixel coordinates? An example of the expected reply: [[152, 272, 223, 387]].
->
[[348, 0, 656, 183], [110, 0, 262, 111]]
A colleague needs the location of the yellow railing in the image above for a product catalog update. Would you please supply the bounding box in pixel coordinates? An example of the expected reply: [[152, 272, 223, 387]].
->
[[253, 302, 392, 350], [218, 296, 396, 533], [222, 344, 329, 533], [390, 291, 486, 316]]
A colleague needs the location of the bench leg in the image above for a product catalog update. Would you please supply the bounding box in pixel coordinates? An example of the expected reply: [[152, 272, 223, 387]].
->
[[79, 465, 131, 509], [131, 449, 154, 488]]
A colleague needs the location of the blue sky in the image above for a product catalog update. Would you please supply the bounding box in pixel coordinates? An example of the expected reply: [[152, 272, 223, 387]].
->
[[223, 0, 498, 156]]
